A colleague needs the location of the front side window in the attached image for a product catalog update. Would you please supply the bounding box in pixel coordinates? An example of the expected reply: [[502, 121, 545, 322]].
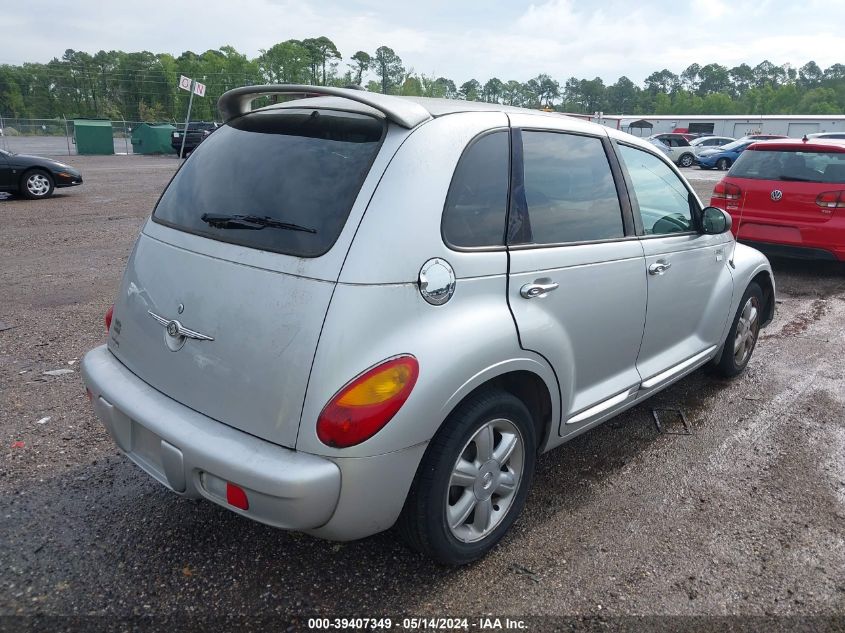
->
[[153, 108, 385, 258], [441, 131, 509, 247], [517, 131, 624, 245], [618, 144, 696, 235]]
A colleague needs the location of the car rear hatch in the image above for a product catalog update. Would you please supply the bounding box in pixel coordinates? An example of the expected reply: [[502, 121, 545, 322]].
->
[[108, 105, 388, 448], [721, 144, 845, 238]]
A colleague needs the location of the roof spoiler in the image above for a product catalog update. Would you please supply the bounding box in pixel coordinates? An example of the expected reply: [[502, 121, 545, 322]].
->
[[217, 84, 432, 129]]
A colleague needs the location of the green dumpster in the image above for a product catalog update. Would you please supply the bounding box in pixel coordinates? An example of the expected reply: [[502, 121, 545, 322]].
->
[[131, 123, 176, 155], [73, 119, 114, 155]]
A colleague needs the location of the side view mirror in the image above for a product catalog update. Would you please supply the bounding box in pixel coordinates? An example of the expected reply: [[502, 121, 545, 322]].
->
[[701, 206, 732, 234]]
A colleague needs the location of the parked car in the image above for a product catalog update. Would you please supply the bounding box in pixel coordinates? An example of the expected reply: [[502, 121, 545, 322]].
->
[[690, 136, 735, 156], [648, 133, 696, 167], [807, 132, 845, 140], [171, 121, 219, 156], [711, 138, 845, 261], [0, 148, 83, 199], [82, 85, 775, 565], [737, 134, 788, 141], [647, 137, 673, 158], [697, 139, 757, 170]]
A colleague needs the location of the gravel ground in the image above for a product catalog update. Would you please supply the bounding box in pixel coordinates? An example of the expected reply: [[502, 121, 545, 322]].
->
[[1, 156, 844, 630]]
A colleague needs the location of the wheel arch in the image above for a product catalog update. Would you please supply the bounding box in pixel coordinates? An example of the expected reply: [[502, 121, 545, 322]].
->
[[751, 269, 776, 327], [438, 363, 559, 454]]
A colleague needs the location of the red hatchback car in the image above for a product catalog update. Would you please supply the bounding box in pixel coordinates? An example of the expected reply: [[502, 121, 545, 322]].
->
[[711, 139, 845, 261]]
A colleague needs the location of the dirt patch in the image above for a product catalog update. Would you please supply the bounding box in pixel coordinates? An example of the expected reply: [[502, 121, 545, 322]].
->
[[765, 298, 829, 339]]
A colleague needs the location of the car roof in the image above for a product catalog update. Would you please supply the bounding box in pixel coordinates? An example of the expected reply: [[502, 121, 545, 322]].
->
[[223, 85, 576, 129], [223, 85, 668, 159], [747, 138, 845, 153], [259, 94, 574, 123]]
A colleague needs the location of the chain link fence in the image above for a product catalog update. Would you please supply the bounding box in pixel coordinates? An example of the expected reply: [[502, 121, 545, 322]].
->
[[0, 116, 180, 156]]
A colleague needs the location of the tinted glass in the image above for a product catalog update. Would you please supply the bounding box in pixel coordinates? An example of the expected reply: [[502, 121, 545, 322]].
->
[[520, 131, 623, 244], [442, 131, 509, 247], [619, 144, 695, 235], [154, 108, 384, 258], [731, 149, 845, 183], [722, 140, 749, 151]]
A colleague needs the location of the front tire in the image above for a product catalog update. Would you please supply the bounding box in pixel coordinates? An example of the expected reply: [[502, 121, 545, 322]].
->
[[21, 169, 55, 199], [679, 153, 694, 168], [716, 158, 731, 171], [398, 389, 537, 565], [715, 282, 763, 378]]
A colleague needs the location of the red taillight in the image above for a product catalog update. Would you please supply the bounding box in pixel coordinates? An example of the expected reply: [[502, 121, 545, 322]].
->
[[104, 305, 114, 333], [317, 356, 419, 448], [225, 482, 249, 510], [713, 181, 742, 201], [815, 190, 845, 211]]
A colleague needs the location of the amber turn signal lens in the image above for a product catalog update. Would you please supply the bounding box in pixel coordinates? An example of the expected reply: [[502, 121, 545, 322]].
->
[[317, 356, 419, 448]]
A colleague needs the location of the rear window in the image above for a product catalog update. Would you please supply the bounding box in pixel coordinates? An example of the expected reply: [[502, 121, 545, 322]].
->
[[730, 149, 845, 183], [153, 108, 385, 257]]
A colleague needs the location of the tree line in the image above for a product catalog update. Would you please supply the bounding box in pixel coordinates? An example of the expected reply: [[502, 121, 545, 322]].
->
[[1, 36, 844, 124]]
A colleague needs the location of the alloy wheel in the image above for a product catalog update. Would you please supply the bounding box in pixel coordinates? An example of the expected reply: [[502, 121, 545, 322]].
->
[[446, 418, 524, 543], [733, 295, 760, 366], [26, 173, 51, 197]]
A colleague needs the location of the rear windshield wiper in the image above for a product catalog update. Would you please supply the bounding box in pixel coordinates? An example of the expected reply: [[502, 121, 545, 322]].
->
[[777, 175, 817, 182], [200, 213, 316, 233]]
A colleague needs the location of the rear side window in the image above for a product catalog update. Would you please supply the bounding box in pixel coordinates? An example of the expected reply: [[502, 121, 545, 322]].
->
[[731, 149, 845, 183], [153, 108, 385, 258], [519, 131, 624, 244], [618, 144, 696, 235], [442, 131, 509, 247]]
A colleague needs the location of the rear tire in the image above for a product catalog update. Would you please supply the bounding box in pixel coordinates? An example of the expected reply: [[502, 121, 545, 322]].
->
[[716, 158, 731, 171], [679, 153, 694, 168], [21, 169, 54, 199], [398, 389, 537, 565], [714, 282, 763, 378]]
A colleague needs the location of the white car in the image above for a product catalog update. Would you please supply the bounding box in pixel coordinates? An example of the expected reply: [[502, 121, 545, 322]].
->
[[648, 134, 697, 167], [690, 136, 735, 155]]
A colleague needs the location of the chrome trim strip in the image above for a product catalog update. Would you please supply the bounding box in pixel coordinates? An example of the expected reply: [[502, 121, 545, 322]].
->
[[147, 311, 214, 341], [640, 345, 718, 390], [566, 387, 638, 425]]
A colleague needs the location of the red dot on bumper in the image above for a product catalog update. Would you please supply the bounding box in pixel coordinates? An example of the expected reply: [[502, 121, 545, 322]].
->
[[225, 482, 249, 510]]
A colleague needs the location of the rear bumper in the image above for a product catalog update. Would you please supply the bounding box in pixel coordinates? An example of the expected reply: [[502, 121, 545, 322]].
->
[[735, 220, 845, 261], [737, 240, 841, 261], [81, 345, 341, 531]]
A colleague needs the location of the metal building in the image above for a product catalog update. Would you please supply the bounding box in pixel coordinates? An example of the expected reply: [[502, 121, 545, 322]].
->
[[592, 114, 845, 138]]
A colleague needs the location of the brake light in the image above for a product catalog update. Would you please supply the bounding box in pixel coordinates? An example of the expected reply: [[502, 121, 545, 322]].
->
[[105, 305, 114, 333], [713, 181, 742, 201], [815, 190, 845, 212], [317, 356, 419, 448]]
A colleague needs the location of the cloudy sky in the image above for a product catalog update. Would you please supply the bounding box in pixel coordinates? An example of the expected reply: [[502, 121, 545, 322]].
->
[[4, 0, 843, 84]]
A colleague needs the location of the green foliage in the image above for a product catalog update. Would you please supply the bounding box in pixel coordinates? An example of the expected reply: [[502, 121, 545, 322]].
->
[[373, 46, 405, 94], [3, 42, 845, 121]]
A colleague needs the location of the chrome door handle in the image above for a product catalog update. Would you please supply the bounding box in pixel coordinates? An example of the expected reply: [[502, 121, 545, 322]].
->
[[648, 261, 672, 275], [520, 280, 559, 299]]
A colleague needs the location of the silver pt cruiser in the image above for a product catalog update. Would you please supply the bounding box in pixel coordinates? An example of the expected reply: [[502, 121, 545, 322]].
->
[[82, 85, 775, 565]]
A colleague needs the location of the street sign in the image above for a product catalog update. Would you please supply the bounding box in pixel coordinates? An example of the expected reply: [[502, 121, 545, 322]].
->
[[178, 75, 192, 92], [193, 81, 206, 97]]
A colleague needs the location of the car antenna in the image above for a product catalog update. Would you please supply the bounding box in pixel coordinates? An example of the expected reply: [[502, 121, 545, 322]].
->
[[729, 188, 748, 269]]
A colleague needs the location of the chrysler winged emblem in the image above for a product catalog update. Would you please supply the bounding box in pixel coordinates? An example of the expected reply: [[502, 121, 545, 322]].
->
[[770, 189, 783, 202], [148, 310, 214, 342]]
